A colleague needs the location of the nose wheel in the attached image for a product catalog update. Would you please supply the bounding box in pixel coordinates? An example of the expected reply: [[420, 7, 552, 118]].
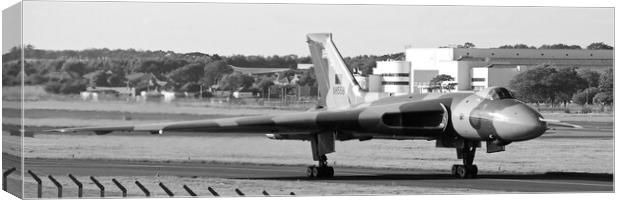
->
[[306, 155, 334, 178], [452, 140, 478, 179], [451, 164, 478, 179], [306, 165, 334, 178]]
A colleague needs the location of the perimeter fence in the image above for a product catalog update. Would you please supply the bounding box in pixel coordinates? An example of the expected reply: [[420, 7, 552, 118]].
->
[[3, 168, 297, 198]]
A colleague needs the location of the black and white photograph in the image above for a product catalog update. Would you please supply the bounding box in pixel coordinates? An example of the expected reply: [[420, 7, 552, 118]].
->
[[1, 0, 616, 199]]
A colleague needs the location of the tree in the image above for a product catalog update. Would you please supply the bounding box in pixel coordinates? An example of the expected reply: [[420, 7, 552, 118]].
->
[[26, 73, 47, 85], [593, 92, 613, 105], [509, 65, 557, 104], [2, 61, 22, 86], [59, 79, 88, 94], [203, 61, 233, 87], [133, 58, 188, 75], [344, 55, 377, 75], [219, 73, 255, 91], [498, 44, 535, 49], [594, 68, 614, 109], [179, 82, 202, 93], [297, 69, 317, 87], [45, 79, 88, 94], [586, 42, 613, 50], [429, 74, 455, 92], [457, 42, 476, 48], [168, 62, 205, 83], [429, 74, 454, 86], [282, 69, 297, 79], [598, 68, 613, 93], [578, 69, 600, 88], [510, 65, 588, 108], [61, 60, 88, 77], [256, 78, 275, 96], [106, 73, 126, 87], [571, 87, 599, 105], [539, 44, 582, 49], [44, 81, 63, 94], [91, 70, 109, 86], [544, 67, 586, 107], [297, 56, 312, 64]]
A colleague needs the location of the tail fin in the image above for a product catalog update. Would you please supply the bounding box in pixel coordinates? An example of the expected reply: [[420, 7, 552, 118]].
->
[[307, 33, 366, 109]]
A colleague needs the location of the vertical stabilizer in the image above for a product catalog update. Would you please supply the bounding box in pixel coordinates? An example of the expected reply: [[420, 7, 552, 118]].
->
[[307, 33, 365, 109]]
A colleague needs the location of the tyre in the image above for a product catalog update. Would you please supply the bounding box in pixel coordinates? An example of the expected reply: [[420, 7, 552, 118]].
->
[[468, 165, 478, 178], [456, 165, 468, 179], [312, 166, 319, 178], [306, 166, 315, 178], [326, 166, 334, 178], [451, 165, 459, 176]]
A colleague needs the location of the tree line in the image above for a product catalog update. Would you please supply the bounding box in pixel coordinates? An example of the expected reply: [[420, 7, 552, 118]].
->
[[508, 65, 613, 111], [449, 42, 613, 50], [2, 46, 400, 95], [2, 43, 613, 102]]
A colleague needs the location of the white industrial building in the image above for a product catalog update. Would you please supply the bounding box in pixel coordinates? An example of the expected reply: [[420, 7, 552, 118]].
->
[[373, 61, 411, 96], [370, 48, 613, 95]]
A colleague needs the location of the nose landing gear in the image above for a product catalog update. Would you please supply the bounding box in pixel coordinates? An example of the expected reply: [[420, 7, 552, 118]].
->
[[306, 155, 334, 178], [451, 141, 478, 179]]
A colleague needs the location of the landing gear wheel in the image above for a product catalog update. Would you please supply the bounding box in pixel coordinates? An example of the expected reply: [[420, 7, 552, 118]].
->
[[456, 165, 468, 178], [306, 166, 316, 178], [452, 140, 479, 179], [326, 166, 334, 177], [312, 166, 319, 178], [313, 166, 334, 178], [469, 165, 478, 178], [306, 153, 334, 178], [451, 165, 458, 176], [452, 164, 478, 179], [321, 166, 334, 178]]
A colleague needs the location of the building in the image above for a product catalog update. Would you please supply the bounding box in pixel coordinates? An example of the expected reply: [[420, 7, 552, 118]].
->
[[373, 61, 411, 96], [404, 48, 613, 93]]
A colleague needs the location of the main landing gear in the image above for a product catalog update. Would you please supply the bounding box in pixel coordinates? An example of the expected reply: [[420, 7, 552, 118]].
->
[[306, 155, 334, 178], [451, 141, 478, 179]]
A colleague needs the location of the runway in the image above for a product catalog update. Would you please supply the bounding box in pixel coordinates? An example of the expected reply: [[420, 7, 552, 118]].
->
[[5, 154, 613, 193], [2, 113, 614, 194]]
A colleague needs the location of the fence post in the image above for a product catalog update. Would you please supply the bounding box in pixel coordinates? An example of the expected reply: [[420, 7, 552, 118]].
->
[[48, 175, 63, 198], [68, 174, 82, 198], [90, 176, 105, 197], [182, 185, 197, 197], [262, 190, 270, 196], [159, 182, 174, 197], [235, 188, 245, 196], [3, 167, 16, 191], [135, 180, 150, 197], [112, 178, 127, 197], [207, 187, 219, 197], [27, 170, 42, 198]]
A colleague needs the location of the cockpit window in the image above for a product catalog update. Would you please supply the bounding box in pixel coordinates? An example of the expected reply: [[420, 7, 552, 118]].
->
[[476, 87, 515, 100], [488, 87, 514, 100]]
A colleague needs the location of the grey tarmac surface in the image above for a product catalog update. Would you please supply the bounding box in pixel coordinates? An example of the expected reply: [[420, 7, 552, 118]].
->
[[3, 153, 612, 193]]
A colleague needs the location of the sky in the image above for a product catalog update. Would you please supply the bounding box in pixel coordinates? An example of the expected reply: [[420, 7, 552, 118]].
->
[[15, 1, 615, 57]]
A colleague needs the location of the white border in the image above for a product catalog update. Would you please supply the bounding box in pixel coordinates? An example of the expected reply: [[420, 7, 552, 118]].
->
[[1, 1, 617, 200]]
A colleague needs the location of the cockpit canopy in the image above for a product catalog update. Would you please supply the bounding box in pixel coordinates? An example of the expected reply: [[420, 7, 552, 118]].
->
[[475, 87, 515, 100]]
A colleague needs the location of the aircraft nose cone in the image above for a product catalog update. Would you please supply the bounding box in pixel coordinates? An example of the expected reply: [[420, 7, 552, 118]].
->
[[492, 103, 547, 141]]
